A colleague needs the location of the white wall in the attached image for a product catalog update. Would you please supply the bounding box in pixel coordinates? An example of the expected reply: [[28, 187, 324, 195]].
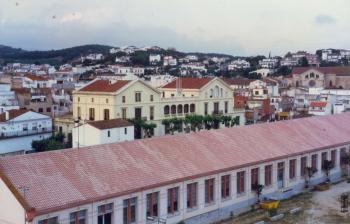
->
[[72, 124, 134, 148], [0, 178, 25, 224]]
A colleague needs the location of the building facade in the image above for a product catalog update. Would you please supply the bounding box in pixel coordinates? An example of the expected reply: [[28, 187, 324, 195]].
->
[[0, 113, 350, 224]]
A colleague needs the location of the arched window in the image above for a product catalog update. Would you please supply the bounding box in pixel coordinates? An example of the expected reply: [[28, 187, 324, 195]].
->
[[171, 105, 176, 114], [164, 105, 170, 115], [190, 104, 195, 113], [184, 104, 189, 114], [177, 105, 183, 114], [214, 86, 220, 97]]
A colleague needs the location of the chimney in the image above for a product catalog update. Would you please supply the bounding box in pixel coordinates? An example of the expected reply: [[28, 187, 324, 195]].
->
[[5, 111, 9, 121]]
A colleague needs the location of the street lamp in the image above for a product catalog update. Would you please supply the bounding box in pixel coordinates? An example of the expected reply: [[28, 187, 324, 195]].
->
[[74, 118, 80, 149]]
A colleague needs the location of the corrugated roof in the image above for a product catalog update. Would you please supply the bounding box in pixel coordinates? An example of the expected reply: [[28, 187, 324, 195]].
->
[[1, 113, 350, 215], [0, 109, 29, 122], [78, 80, 131, 92], [292, 67, 350, 76], [161, 77, 212, 89], [88, 119, 132, 130]]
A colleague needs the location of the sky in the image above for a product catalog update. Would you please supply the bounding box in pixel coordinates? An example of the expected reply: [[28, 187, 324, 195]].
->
[[0, 0, 350, 56]]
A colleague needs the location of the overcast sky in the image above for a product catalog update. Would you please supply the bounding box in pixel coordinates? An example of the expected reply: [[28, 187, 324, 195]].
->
[[1, 0, 349, 56]]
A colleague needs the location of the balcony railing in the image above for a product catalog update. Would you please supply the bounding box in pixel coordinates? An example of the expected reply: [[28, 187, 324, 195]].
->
[[0, 128, 53, 139]]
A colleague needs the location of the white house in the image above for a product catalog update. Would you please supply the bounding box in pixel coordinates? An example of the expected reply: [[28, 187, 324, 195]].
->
[[0, 83, 19, 113], [22, 74, 50, 88], [228, 59, 251, 71], [149, 54, 161, 64], [259, 58, 279, 69], [72, 119, 134, 148], [0, 109, 52, 155]]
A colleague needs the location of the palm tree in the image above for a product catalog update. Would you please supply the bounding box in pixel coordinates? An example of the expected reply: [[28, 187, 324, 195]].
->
[[142, 123, 157, 138], [252, 184, 264, 202], [305, 166, 317, 188], [203, 115, 214, 130], [221, 115, 232, 127]]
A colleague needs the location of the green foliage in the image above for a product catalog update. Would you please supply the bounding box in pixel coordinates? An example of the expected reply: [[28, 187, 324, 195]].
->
[[0, 44, 113, 66], [31, 133, 67, 152], [128, 118, 157, 138]]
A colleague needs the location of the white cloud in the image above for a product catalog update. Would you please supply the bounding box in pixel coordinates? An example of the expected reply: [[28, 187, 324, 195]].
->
[[60, 12, 83, 23]]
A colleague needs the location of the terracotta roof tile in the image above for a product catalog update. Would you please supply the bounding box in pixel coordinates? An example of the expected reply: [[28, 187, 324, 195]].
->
[[1, 113, 350, 215], [310, 101, 328, 107], [162, 77, 212, 89], [0, 109, 29, 122], [79, 80, 131, 92], [25, 74, 49, 81], [224, 78, 254, 86], [88, 119, 132, 130]]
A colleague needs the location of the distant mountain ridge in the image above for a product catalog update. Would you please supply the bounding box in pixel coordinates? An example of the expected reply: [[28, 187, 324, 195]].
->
[[0, 44, 114, 65]]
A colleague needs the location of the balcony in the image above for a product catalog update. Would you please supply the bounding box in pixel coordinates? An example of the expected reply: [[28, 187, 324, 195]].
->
[[0, 128, 53, 139], [212, 110, 223, 116]]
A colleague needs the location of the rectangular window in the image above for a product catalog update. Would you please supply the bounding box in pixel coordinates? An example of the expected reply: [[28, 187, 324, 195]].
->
[[46, 107, 51, 112], [224, 101, 228, 113], [70, 210, 87, 224], [32, 123, 37, 131], [237, 171, 245, 194], [251, 168, 259, 190], [98, 203, 113, 224], [77, 106, 81, 118], [150, 106, 154, 120], [150, 95, 154, 102], [341, 148, 348, 166], [104, 109, 110, 120], [89, 108, 95, 121], [312, 154, 318, 171], [78, 97, 80, 102], [124, 128, 127, 135], [321, 152, 328, 169], [39, 108, 43, 113], [187, 183, 198, 209], [301, 156, 307, 176], [204, 103, 208, 115], [205, 178, 215, 204], [289, 159, 296, 180], [167, 187, 179, 215], [135, 92, 141, 102], [122, 96, 126, 103], [146, 192, 159, 218], [264, 165, 272, 186], [106, 98, 109, 104], [22, 124, 28, 131], [122, 108, 127, 120], [38, 217, 58, 224], [221, 175, 230, 199], [331, 150, 337, 167], [91, 98, 94, 103], [123, 197, 137, 224], [107, 130, 110, 138]]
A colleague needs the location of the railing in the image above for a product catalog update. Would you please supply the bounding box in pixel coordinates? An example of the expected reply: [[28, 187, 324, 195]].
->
[[0, 128, 53, 139], [212, 110, 224, 116]]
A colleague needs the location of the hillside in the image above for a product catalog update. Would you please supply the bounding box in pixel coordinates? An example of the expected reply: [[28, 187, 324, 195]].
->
[[0, 44, 113, 65]]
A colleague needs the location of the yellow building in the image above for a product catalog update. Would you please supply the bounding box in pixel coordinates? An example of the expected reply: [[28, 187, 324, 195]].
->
[[73, 77, 245, 138]]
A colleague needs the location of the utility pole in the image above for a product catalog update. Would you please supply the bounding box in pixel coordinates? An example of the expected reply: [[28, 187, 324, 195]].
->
[[74, 118, 80, 149], [18, 185, 29, 224]]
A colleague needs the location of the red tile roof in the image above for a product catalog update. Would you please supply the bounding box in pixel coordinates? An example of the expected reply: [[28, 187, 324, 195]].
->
[[88, 119, 132, 130], [161, 77, 212, 89], [1, 113, 350, 215], [0, 109, 29, 122], [78, 80, 131, 92], [310, 101, 328, 107], [25, 74, 49, 81], [224, 78, 254, 86], [292, 67, 350, 76]]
